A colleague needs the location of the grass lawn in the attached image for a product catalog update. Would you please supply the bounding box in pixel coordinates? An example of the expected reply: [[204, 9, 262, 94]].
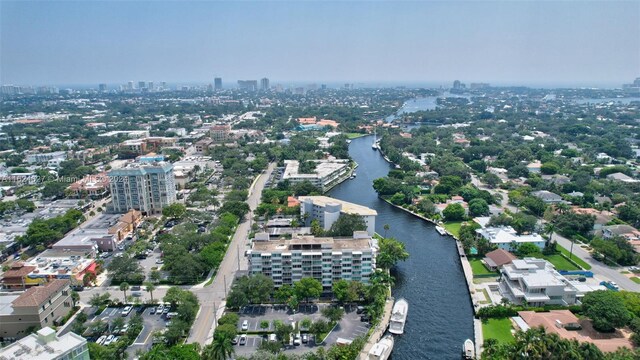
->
[[482, 318, 514, 344], [543, 254, 580, 271], [443, 221, 463, 238], [631, 277, 640, 284], [557, 244, 592, 270], [345, 133, 366, 139], [470, 259, 497, 276]]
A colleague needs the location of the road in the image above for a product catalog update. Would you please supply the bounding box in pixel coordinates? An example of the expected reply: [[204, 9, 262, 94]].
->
[[552, 233, 640, 292], [187, 163, 275, 345]]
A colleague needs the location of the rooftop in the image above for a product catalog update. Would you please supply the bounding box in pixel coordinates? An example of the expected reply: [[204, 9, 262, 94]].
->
[[12, 279, 70, 308], [299, 196, 377, 216], [0, 327, 87, 360], [252, 233, 373, 252], [283, 159, 349, 180]]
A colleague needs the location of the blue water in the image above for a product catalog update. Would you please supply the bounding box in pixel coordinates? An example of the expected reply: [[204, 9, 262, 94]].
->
[[329, 136, 474, 359]]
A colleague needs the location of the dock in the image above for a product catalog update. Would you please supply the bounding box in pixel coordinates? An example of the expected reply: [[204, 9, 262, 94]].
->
[[358, 298, 394, 360]]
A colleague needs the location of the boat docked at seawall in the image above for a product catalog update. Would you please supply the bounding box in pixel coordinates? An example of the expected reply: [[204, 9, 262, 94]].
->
[[388, 298, 408, 335], [462, 339, 475, 359], [435, 226, 447, 236], [366, 335, 394, 360]]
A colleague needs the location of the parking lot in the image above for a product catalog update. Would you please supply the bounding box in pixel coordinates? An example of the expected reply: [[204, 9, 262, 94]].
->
[[87, 305, 171, 357], [233, 304, 370, 356]]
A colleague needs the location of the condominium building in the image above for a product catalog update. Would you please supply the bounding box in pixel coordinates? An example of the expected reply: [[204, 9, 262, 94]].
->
[[210, 124, 231, 142], [299, 196, 377, 236], [249, 232, 377, 290], [108, 160, 176, 214], [0, 327, 89, 360], [26, 151, 67, 165], [0, 279, 74, 338], [282, 159, 351, 192], [499, 258, 578, 307]]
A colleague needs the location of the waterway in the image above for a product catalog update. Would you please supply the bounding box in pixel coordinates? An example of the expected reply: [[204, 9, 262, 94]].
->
[[329, 136, 474, 359], [385, 93, 472, 122]]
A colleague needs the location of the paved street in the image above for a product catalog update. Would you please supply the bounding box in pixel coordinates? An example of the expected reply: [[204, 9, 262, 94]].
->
[[187, 163, 276, 345], [552, 233, 640, 292]]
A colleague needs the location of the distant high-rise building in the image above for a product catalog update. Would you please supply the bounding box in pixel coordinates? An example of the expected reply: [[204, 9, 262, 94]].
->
[[214, 77, 222, 90], [127, 81, 134, 91], [238, 80, 258, 91], [148, 81, 154, 91], [138, 81, 146, 90], [260, 77, 270, 91], [453, 80, 461, 89], [98, 83, 107, 92], [161, 81, 167, 90], [623, 77, 640, 91], [321, 84, 327, 90]]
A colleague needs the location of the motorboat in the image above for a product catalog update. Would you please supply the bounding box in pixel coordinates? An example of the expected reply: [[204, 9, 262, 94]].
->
[[435, 226, 447, 235], [388, 298, 408, 335], [463, 339, 475, 359], [366, 335, 394, 360]]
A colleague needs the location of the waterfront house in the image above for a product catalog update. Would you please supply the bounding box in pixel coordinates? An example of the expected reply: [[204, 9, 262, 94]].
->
[[499, 258, 578, 306], [482, 249, 517, 271], [476, 226, 546, 252]]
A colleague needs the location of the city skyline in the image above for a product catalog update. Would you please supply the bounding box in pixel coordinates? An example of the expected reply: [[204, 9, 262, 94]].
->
[[1, 1, 638, 87]]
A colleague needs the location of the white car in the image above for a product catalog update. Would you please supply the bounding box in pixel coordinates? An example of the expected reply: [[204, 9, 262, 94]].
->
[[610, 281, 619, 289], [241, 320, 249, 331], [96, 335, 107, 345], [104, 334, 115, 346], [121, 306, 132, 316], [293, 335, 301, 346]]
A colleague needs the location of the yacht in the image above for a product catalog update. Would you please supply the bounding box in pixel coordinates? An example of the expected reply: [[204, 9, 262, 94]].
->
[[388, 298, 408, 335], [435, 226, 447, 235], [463, 339, 475, 359], [366, 335, 394, 360], [372, 127, 378, 150]]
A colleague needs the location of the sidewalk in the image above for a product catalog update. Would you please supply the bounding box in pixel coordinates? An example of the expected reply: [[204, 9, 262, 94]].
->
[[358, 298, 394, 360]]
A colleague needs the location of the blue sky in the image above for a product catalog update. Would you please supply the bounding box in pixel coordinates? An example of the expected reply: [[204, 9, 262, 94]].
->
[[1, 1, 638, 87]]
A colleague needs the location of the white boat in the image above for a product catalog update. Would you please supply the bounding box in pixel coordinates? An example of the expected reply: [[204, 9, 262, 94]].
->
[[372, 127, 378, 150], [350, 172, 357, 179], [463, 339, 475, 359], [388, 298, 408, 335], [435, 226, 447, 235], [366, 335, 394, 360]]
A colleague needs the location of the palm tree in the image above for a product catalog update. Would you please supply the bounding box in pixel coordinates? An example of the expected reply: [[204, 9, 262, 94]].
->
[[202, 336, 235, 360], [383, 224, 390, 238], [144, 281, 156, 303], [119, 282, 130, 303]]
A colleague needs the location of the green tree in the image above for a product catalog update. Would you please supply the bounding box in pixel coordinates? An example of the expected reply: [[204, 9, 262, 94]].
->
[[162, 203, 187, 219], [468, 198, 489, 217], [327, 213, 367, 236], [442, 203, 466, 221], [516, 243, 542, 258], [144, 282, 156, 303], [376, 237, 409, 269], [321, 306, 345, 323], [119, 282, 130, 302], [582, 290, 631, 332], [294, 277, 323, 303]]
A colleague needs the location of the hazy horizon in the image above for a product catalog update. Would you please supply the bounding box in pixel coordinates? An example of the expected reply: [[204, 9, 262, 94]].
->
[[1, 1, 639, 87]]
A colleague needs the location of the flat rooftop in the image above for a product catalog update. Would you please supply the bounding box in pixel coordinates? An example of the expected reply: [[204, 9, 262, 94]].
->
[[283, 159, 349, 180], [252, 235, 372, 252], [299, 195, 377, 216], [0, 294, 20, 315], [0, 327, 87, 360]]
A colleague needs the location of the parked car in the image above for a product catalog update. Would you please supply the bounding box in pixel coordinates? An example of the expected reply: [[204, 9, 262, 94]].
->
[[269, 334, 277, 342], [150, 307, 156, 315], [96, 335, 107, 345], [104, 335, 115, 346], [120, 324, 129, 335], [156, 304, 164, 314], [356, 306, 365, 314], [239, 335, 247, 345], [302, 334, 309, 343], [231, 336, 239, 345], [241, 320, 249, 331], [155, 258, 164, 264], [293, 335, 301, 346], [121, 306, 132, 317], [163, 307, 170, 314]]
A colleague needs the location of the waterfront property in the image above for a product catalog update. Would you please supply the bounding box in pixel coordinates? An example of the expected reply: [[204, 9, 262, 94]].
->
[[0, 327, 89, 360], [248, 231, 376, 290], [108, 159, 177, 214], [476, 226, 546, 252], [282, 159, 351, 192], [482, 249, 517, 272], [498, 258, 579, 306], [299, 195, 377, 236], [0, 279, 74, 338]]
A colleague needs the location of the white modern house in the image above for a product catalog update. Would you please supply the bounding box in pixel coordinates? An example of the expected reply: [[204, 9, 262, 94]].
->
[[476, 226, 546, 252], [299, 196, 377, 236], [499, 258, 579, 306]]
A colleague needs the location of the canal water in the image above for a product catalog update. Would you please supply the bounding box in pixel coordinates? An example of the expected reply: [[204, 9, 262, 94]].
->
[[329, 136, 474, 359]]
